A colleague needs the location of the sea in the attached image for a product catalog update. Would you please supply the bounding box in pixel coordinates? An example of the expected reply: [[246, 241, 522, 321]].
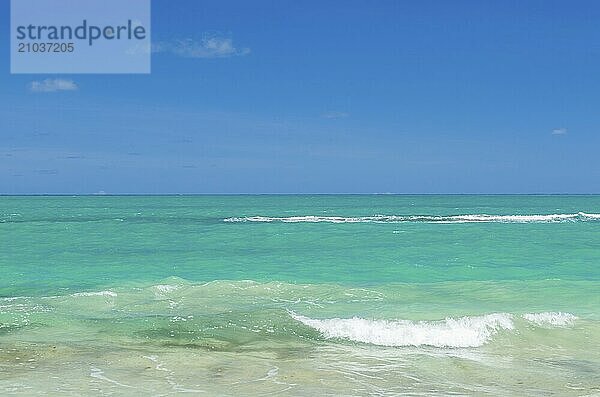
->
[[1, 195, 599, 395]]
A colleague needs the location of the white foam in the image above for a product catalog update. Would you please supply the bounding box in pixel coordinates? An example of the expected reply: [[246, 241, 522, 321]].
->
[[224, 213, 600, 224], [70, 291, 117, 297], [224, 216, 369, 223], [579, 212, 600, 219], [290, 312, 514, 348], [0, 296, 32, 302], [522, 312, 577, 327], [90, 367, 135, 388], [446, 214, 577, 223], [153, 284, 179, 294]]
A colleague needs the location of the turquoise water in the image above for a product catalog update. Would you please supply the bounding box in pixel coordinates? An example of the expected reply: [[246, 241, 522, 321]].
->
[[1, 195, 599, 395]]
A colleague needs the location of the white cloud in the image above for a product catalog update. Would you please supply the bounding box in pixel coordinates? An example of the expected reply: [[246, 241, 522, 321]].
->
[[29, 78, 78, 93], [153, 34, 250, 58], [551, 127, 568, 135], [321, 111, 349, 119]]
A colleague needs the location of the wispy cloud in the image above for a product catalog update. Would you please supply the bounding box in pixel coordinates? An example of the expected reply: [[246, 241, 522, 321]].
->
[[153, 33, 250, 58], [321, 111, 349, 119], [551, 127, 568, 135], [29, 78, 78, 93]]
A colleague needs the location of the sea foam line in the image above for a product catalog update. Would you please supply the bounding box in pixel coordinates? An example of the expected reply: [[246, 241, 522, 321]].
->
[[224, 212, 600, 224], [290, 311, 577, 348], [70, 290, 117, 298]]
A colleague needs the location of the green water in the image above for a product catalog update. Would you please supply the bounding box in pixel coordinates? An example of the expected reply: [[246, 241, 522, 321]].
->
[[1, 195, 599, 395]]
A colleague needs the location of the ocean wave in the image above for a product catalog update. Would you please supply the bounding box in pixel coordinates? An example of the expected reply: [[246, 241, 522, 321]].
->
[[153, 284, 180, 294], [290, 311, 578, 348], [224, 212, 600, 224], [522, 312, 577, 327], [70, 290, 117, 298], [290, 312, 514, 348]]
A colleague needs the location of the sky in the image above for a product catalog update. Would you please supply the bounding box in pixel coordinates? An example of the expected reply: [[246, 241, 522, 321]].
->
[[1, 0, 599, 194]]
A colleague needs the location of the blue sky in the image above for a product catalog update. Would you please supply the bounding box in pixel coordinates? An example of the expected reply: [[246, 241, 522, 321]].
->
[[1, 0, 599, 194]]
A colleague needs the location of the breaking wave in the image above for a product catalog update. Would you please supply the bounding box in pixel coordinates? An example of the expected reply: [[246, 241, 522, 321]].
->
[[522, 312, 577, 327], [70, 290, 117, 298], [290, 311, 577, 348], [224, 212, 600, 224]]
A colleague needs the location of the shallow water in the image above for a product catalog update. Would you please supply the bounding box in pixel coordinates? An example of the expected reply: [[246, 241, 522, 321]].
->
[[1, 195, 599, 395]]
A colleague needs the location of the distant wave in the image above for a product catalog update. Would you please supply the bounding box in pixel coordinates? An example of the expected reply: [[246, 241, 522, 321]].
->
[[224, 212, 600, 224], [70, 290, 117, 298], [290, 312, 577, 348]]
